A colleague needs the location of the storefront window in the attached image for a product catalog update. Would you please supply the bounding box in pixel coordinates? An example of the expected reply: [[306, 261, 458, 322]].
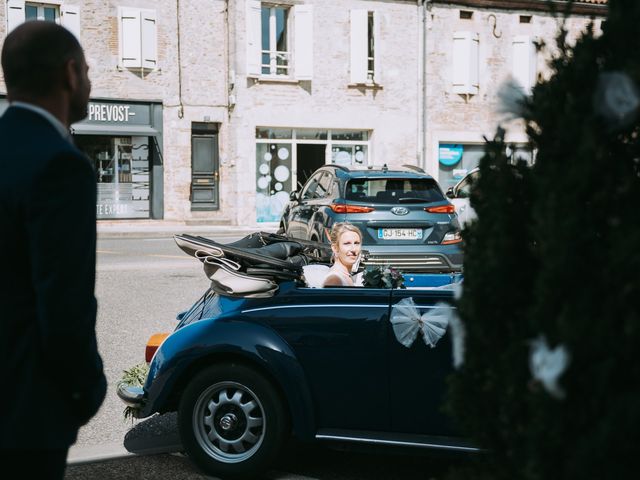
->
[[256, 143, 292, 222], [438, 143, 535, 189], [255, 127, 371, 223], [76, 135, 151, 219]]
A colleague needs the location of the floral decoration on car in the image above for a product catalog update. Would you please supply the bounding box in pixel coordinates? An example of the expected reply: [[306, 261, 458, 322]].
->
[[118, 362, 149, 422], [362, 266, 406, 289]]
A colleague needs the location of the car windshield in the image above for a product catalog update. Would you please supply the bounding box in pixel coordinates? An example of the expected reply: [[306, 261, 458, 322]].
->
[[345, 178, 445, 204]]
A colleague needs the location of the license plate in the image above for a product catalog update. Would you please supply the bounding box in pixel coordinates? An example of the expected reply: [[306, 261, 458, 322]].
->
[[377, 228, 423, 240]]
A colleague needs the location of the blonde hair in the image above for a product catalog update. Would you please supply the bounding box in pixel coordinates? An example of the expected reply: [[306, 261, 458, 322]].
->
[[329, 222, 362, 246]]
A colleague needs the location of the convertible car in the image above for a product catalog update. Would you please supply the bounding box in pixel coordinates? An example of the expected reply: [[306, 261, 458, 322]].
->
[[118, 232, 473, 479]]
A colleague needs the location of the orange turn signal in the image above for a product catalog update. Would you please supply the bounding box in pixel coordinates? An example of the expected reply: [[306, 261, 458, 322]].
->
[[424, 204, 455, 214], [330, 204, 375, 214], [145, 332, 170, 363]]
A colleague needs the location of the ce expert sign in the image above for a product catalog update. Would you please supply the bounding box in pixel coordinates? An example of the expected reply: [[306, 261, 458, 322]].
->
[[88, 103, 136, 122]]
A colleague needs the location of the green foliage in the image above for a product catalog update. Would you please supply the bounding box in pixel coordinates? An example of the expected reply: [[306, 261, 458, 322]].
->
[[445, 1, 640, 478], [118, 362, 149, 423], [362, 266, 406, 289]]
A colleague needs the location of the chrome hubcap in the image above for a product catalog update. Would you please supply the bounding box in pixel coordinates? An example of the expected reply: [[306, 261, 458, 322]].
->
[[193, 381, 266, 464], [219, 413, 237, 431]]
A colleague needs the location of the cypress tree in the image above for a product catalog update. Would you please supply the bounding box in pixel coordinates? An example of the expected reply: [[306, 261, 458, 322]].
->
[[445, 1, 640, 478]]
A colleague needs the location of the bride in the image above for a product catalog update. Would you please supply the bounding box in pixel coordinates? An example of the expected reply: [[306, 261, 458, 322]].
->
[[322, 222, 363, 287]]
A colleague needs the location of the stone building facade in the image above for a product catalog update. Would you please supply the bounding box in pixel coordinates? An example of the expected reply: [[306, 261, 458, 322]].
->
[[0, 0, 606, 226]]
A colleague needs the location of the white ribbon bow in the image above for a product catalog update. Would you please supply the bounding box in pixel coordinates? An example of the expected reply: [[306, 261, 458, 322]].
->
[[390, 297, 449, 348]]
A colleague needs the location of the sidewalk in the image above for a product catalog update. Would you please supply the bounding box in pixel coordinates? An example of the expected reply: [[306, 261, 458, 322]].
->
[[97, 220, 279, 239]]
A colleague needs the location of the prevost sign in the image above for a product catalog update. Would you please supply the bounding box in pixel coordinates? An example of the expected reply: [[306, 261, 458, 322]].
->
[[83, 100, 153, 126], [88, 103, 136, 122]]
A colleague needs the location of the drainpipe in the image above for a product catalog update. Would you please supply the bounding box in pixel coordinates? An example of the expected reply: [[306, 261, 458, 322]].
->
[[418, 0, 429, 172], [422, 1, 428, 172], [417, 0, 424, 168]]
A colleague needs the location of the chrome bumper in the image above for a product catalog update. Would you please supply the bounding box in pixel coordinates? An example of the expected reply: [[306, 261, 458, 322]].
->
[[117, 384, 146, 409]]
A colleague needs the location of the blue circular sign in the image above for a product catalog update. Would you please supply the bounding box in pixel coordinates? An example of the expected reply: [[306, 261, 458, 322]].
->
[[439, 144, 464, 166]]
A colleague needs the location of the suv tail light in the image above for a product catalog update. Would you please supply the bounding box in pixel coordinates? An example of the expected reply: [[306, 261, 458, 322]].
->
[[442, 231, 462, 244], [424, 204, 455, 214], [330, 204, 375, 214]]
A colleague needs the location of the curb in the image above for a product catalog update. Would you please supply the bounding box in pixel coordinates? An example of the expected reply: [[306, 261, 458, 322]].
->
[[97, 224, 278, 239], [67, 441, 183, 465]]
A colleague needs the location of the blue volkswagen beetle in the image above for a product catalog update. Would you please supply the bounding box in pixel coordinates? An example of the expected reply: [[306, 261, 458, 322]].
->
[[118, 233, 473, 479]]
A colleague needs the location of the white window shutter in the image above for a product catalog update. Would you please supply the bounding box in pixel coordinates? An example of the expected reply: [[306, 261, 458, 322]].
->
[[512, 35, 537, 93], [119, 7, 141, 68], [6, 0, 25, 33], [452, 31, 479, 95], [350, 9, 367, 84], [141, 9, 157, 70], [372, 11, 381, 84], [294, 4, 313, 80], [61, 4, 81, 40], [246, 0, 262, 77]]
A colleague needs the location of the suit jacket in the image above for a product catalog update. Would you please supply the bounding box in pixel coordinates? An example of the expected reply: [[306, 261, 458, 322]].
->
[[0, 106, 106, 449]]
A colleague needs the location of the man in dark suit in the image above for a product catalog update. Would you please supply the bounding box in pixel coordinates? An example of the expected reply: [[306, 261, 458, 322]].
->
[[0, 21, 106, 478]]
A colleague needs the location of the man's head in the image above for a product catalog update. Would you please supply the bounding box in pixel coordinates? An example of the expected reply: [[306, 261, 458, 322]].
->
[[1, 21, 91, 125]]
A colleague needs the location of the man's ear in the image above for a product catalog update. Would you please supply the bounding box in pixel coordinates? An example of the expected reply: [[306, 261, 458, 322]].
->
[[63, 58, 79, 92]]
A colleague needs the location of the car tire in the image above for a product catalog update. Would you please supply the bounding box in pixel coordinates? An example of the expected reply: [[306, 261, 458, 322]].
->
[[178, 363, 288, 479]]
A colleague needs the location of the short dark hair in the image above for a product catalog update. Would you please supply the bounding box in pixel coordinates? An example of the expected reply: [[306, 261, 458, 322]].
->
[[1, 21, 84, 98]]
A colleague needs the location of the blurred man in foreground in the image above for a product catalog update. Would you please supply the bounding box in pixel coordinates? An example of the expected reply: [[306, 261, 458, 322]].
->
[[0, 21, 106, 479]]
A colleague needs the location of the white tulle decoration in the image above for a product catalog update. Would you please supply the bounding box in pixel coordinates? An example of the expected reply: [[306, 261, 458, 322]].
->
[[390, 297, 450, 348], [448, 310, 466, 369], [529, 336, 570, 399]]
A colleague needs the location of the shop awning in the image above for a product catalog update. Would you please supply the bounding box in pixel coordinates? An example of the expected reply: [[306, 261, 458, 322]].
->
[[70, 124, 160, 136]]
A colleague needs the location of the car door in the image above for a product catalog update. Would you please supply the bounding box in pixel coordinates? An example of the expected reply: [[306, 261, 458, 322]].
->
[[386, 288, 458, 436], [267, 286, 392, 432], [303, 171, 335, 241], [449, 171, 477, 228], [287, 171, 323, 239]]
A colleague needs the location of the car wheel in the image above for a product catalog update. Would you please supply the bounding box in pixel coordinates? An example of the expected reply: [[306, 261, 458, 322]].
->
[[178, 363, 288, 479]]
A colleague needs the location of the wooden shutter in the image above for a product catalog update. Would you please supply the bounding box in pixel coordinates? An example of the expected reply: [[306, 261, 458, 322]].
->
[[61, 4, 81, 39], [294, 4, 313, 80], [372, 11, 381, 84], [141, 9, 157, 70], [512, 35, 537, 93], [246, 0, 262, 77], [350, 9, 367, 84], [120, 7, 141, 68], [6, 0, 25, 33], [452, 31, 479, 95]]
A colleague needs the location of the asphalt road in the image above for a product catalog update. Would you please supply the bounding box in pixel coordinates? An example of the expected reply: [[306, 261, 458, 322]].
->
[[65, 232, 466, 479]]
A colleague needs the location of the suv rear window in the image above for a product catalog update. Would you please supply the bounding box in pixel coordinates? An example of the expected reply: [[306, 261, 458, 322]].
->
[[345, 178, 445, 204]]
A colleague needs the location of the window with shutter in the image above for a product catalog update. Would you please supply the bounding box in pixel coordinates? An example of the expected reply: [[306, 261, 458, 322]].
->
[[119, 7, 157, 71], [261, 4, 291, 76], [247, 2, 314, 81], [7, 1, 77, 33], [350, 10, 380, 85]]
